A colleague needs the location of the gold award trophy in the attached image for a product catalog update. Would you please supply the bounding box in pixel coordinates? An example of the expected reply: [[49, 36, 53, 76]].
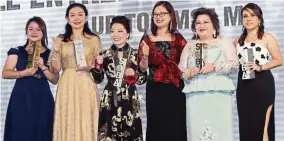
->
[[74, 40, 87, 68], [26, 40, 40, 68]]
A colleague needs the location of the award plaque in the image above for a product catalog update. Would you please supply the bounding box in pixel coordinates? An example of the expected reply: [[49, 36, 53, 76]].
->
[[242, 48, 255, 79], [74, 40, 87, 67], [195, 42, 208, 69]]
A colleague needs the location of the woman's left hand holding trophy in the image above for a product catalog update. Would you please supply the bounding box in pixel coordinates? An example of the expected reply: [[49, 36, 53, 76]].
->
[[35, 56, 48, 71], [199, 60, 214, 74]]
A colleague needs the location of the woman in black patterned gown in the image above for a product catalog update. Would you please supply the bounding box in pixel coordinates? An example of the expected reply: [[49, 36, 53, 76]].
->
[[234, 3, 282, 141], [91, 16, 147, 141]]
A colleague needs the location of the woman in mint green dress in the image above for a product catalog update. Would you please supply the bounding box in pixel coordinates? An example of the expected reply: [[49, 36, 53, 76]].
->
[[178, 8, 239, 141]]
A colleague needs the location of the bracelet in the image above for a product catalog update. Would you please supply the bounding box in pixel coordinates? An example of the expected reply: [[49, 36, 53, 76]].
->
[[42, 67, 48, 72], [142, 55, 148, 60]]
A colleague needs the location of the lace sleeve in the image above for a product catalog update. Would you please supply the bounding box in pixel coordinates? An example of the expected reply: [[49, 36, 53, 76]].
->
[[178, 43, 191, 83], [47, 36, 62, 67], [214, 37, 239, 74], [89, 36, 101, 66]]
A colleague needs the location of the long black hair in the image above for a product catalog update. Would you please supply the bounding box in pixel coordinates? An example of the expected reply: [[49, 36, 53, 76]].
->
[[24, 16, 48, 48], [62, 3, 97, 42], [238, 3, 264, 45]]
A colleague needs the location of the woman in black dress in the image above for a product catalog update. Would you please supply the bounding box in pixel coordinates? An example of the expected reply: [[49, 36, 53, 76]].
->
[[92, 16, 147, 141], [2, 17, 59, 141], [138, 1, 187, 141], [234, 3, 283, 141]]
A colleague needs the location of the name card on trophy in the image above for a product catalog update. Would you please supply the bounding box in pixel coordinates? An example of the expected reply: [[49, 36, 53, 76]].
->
[[242, 48, 255, 79], [74, 40, 87, 67], [195, 42, 208, 69]]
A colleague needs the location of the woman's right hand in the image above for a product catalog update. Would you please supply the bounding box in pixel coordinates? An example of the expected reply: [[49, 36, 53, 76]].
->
[[23, 67, 38, 76], [96, 55, 104, 65], [52, 37, 61, 53], [141, 40, 149, 56], [186, 67, 200, 79]]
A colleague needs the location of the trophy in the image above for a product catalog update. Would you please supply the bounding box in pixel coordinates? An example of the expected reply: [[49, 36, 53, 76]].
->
[[242, 48, 255, 79], [195, 42, 208, 69], [74, 40, 87, 67], [113, 49, 132, 88], [26, 40, 40, 68], [114, 57, 127, 88]]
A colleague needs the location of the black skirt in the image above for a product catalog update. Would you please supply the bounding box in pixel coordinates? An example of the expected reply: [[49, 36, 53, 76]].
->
[[145, 80, 187, 141], [237, 68, 275, 141]]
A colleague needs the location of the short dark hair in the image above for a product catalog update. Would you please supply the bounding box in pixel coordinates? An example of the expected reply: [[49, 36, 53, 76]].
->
[[110, 16, 131, 39], [191, 7, 220, 39], [150, 1, 177, 36], [24, 16, 48, 48]]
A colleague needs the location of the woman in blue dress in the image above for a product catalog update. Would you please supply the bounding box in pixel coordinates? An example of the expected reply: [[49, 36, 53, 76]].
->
[[2, 16, 59, 141], [178, 8, 238, 141]]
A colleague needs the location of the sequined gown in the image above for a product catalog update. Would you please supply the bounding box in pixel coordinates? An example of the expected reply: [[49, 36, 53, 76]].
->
[[49, 35, 100, 141]]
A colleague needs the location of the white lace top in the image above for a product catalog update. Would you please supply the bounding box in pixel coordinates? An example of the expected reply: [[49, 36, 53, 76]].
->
[[178, 36, 239, 93]]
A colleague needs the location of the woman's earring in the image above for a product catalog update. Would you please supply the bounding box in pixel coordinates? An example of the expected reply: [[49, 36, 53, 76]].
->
[[213, 30, 216, 38]]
